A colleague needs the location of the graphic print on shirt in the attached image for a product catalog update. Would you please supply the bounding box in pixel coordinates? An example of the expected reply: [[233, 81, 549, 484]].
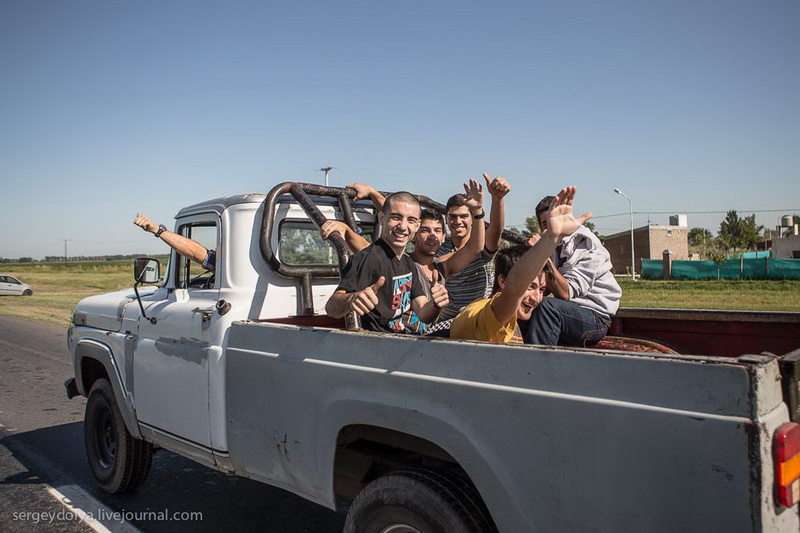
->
[[388, 271, 414, 332]]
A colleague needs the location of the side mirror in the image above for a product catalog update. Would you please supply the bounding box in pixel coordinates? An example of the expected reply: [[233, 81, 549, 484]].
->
[[134, 258, 161, 284]]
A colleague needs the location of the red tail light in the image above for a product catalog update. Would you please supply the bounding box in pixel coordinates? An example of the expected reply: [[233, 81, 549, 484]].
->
[[775, 422, 800, 507]]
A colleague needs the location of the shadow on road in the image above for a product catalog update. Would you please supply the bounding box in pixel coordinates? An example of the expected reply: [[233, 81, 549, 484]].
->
[[2, 422, 345, 532]]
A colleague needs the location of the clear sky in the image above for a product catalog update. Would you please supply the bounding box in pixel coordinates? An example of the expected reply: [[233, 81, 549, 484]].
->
[[1, 0, 798, 259]]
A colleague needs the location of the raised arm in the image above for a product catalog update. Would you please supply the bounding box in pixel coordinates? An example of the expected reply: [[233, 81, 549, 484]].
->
[[134, 213, 210, 267], [321, 220, 370, 253], [347, 183, 385, 211], [483, 173, 510, 254], [443, 178, 485, 277], [527, 233, 570, 299], [491, 187, 590, 325]]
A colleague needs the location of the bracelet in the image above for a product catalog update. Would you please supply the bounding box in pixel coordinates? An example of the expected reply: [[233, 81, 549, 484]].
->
[[472, 209, 486, 220], [154, 224, 168, 238]]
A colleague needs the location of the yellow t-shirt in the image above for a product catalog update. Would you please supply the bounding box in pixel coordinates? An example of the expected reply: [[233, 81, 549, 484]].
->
[[450, 293, 517, 343]]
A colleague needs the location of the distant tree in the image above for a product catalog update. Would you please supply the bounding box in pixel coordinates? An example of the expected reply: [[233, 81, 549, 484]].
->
[[718, 210, 764, 252], [17, 257, 33, 264], [688, 227, 713, 247], [524, 215, 540, 236]]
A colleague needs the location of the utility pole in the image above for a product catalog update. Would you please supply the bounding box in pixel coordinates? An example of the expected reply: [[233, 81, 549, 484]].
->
[[62, 239, 72, 266]]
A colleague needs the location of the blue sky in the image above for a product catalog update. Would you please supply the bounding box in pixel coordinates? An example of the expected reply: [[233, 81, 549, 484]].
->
[[1, 0, 798, 259]]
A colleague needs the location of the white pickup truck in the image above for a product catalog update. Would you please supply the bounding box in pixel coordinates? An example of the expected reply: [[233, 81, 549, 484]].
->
[[66, 182, 800, 532]]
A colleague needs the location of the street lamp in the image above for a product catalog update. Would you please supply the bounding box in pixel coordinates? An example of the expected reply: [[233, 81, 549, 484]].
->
[[319, 167, 333, 187], [613, 188, 636, 280]]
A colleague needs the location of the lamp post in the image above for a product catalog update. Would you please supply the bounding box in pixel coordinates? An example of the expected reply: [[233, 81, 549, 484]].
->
[[319, 167, 333, 187], [613, 188, 636, 280]]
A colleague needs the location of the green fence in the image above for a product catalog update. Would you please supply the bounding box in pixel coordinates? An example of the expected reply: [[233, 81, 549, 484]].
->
[[642, 258, 800, 280]]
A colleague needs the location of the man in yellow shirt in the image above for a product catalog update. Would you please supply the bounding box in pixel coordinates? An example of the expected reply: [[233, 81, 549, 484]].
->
[[450, 186, 591, 344]]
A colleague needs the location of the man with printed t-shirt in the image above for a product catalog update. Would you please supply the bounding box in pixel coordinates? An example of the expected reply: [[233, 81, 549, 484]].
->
[[325, 191, 449, 333]]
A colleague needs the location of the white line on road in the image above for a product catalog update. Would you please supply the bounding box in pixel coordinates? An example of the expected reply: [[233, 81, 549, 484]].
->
[[2, 426, 142, 533], [47, 486, 114, 533]]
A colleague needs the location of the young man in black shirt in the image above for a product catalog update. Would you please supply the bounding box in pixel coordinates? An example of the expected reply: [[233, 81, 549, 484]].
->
[[325, 192, 449, 333]]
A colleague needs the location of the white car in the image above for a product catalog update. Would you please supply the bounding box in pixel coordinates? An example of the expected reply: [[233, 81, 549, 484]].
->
[[0, 274, 34, 296]]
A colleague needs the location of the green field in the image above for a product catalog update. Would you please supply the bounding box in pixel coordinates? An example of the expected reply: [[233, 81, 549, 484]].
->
[[1, 261, 798, 328]]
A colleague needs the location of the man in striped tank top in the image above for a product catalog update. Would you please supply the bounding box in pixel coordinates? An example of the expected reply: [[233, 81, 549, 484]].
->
[[434, 173, 511, 323]]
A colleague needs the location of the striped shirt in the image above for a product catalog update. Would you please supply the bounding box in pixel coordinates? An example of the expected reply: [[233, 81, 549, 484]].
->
[[435, 237, 496, 322]]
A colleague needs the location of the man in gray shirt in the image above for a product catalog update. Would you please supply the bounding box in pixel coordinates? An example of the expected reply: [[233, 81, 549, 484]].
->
[[523, 195, 622, 347]]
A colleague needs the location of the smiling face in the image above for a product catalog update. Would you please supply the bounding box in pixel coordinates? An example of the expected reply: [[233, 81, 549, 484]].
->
[[414, 217, 445, 257], [378, 197, 421, 256], [516, 272, 547, 320], [497, 270, 547, 321], [446, 205, 472, 240]]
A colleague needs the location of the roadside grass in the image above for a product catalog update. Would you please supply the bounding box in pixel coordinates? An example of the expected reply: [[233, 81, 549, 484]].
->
[[617, 279, 800, 311], [1, 261, 798, 328], [0, 260, 158, 327]]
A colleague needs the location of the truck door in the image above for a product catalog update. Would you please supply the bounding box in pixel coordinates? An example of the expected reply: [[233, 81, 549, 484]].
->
[[133, 217, 219, 448]]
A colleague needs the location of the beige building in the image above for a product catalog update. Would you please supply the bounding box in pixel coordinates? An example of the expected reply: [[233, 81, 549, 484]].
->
[[603, 224, 689, 275]]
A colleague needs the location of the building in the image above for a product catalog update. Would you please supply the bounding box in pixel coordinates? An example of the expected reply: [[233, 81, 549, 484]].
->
[[604, 222, 689, 275], [773, 235, 800, 259], [772, 217, 800, 259]]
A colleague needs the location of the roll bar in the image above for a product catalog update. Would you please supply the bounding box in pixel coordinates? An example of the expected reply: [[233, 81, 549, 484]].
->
[[259, 181, 527, 327]]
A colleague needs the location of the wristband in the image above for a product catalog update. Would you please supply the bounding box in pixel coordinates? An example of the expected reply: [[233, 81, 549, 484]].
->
[[154, 224, 168, 238], [472, 209, 486, 220]]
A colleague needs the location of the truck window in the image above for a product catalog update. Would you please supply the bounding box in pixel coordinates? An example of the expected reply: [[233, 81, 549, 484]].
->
[[279, 220, 373, 266], [175, 221, 218, 289]]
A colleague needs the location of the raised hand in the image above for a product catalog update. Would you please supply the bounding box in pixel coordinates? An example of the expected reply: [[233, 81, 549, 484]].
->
[[546, 186, 592, 240], [526, 233, 541, 246], [349, 276, 385, 316], [462, 178, 484, 211], [134, 213, 157, 233], [429, 269, 449, 310], [321, 220, 350, 240], [346, 183, 376, 201], [483, 173, 511, 200]]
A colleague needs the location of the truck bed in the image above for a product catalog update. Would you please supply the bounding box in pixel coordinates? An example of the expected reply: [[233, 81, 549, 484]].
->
[[224, 319, 798, 532]]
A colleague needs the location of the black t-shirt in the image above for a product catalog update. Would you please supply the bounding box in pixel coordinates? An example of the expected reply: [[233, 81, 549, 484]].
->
[[336, 239, 425, 333]]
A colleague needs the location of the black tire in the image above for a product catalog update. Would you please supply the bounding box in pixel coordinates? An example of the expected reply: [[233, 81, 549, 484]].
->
[[22, 289, 32, 296], [84, 378, 152, 494], [344, 469, 495, 533]]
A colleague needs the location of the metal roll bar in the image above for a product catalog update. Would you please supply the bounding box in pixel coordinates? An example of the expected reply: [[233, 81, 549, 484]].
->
[[259, 181, 528, 327]]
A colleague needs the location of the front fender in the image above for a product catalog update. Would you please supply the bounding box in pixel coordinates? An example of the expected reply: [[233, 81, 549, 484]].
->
[[73, 338, 141, 439]]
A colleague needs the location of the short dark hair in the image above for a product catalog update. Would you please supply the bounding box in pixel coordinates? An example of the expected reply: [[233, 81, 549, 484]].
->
[[492, 244, 531, 293], [420, 208, 445, 228], [445, 193, 467, 212], [535, 196, 555, 218], [382, 191, 420, 215]]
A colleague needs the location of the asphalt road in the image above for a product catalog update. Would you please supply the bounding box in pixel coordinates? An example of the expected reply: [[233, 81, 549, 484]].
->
[[0, 314, 345, 532]]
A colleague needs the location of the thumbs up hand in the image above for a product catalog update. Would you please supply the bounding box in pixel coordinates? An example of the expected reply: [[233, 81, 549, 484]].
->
[[483, 173, 511, 200], [349, 276, 385, 316], [429, 269, 449, 311]]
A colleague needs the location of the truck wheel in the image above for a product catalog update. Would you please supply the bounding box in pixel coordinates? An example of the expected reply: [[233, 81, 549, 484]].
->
[[344, 469, 494, 533], [84, 378, 152, 494]]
